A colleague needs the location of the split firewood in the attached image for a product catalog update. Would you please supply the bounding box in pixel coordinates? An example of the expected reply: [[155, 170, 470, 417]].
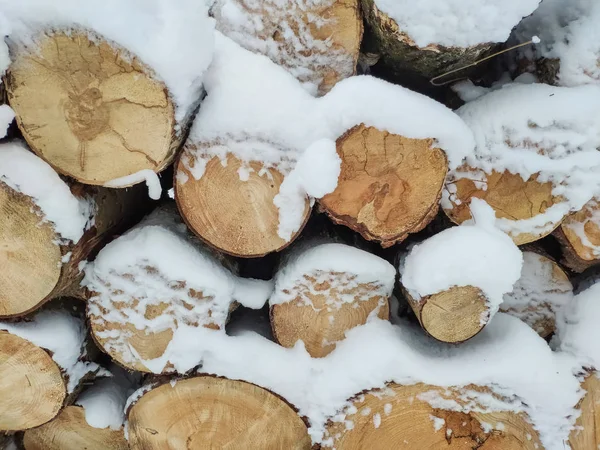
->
[[555, 199, 600, 272], [569, 374, 600, 450], [269, 242, 395, 357], [83, 206, 274, 373], [501, 250, 573, 338], [0, 142, 149, 318], [324, 383, 542, 449], [0, 309, 100, 432], [210, 0, 362, 95], [126, 376, 311, 449]]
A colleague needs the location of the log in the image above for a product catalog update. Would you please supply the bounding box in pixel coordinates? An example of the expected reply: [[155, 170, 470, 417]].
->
[[175, 152, 311, 258], [319, 125, 448, 247], [210, 0, 362, 95], [84, 206, 273, 373], [325, 383, 542, 449], [0, 142, 149, 317], [501, 250, 573, 338], [555, 199, 600, 272], [5, 30, 182, 186], [127, 376, 311, 449], [570, 374, 600, 450], [269, 242, 395, 357], [0, 309, 100, 431]]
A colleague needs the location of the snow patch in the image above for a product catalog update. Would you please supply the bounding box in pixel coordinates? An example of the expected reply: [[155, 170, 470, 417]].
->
[[0, 105, 14, 137], [105, 169, 162, 200], [76, 374, 131, 430]]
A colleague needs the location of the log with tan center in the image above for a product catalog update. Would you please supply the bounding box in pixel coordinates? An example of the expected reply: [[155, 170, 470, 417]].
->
[[325, 383, 542, 450], [443, 168, 563, 245], [175, 150, 311, 258], [127, 376, 311, 450], [5, 30, 182, 185], [0, 180, 148, 318], [555, 199, 600, 272], [570, 374, 600, 450], [211, 0, 362, 95], [319, 125, 448, 247]]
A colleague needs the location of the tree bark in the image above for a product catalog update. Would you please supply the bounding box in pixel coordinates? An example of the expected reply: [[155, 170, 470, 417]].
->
[[5, 30, 186, 186], [126, 376, 311, 449], [319, 124, 448, 247], [326, 382, 543, 449]]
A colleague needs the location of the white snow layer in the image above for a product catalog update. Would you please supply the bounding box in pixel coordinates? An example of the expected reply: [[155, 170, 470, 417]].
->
[[104, 169, 162, 201], [373, 0, 540, 48], [270, 242, 396, 306], [501, 251, 573, 334], [0, 310, 100, 393], [0, 142, 93, 242], [444, 82, 600, 238], [0, 105, 14, 138], [401, 200, 522, 318], [83, 207, 274, 373], [515, 0, 600, 87], [0, 0, 215, 122]]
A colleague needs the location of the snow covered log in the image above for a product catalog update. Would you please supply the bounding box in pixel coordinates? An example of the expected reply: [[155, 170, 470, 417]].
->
[[0, 142, 148, 317], [84, 206, 273, 373], [319, 125, 448, 247], [555, 199, 600, 272], [500, 250, 573, 338], [210, 0, 362, 95], [443, 83, 600, 245], [5, 30, 186, 186], [569, 374, 600, 450], [401, 200, 523, 343], [0, 309, 100, 432], [126, 376, 311, 449], [269, 242, 395, 357], [360, 0, 539, 83], [324, 382, 542, 449]]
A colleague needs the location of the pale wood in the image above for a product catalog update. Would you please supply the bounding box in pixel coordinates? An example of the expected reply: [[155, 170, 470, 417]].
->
[[0, 331, 66, 431], [6, 30, 180, 185], [22, 405, 127, 450], [556, 200, 600, 272], [0, 180, 147, 317], [405, 286, 488, 343], [320, 125, 447, 247], [175, 153, 310, 258], [326, 383, 542, 450], [444, 168, 563, 245], [271, 270, 390, 358], [127, 376, 311, 449], [211, 0, 362, 95], [570, 374, 600, 450]]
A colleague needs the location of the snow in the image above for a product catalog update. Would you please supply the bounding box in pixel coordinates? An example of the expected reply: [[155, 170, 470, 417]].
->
[[401, 200, 522, 319], [0, 142, 93, 242], [83, 207, 273, 372], [444, 82, 600, 239], [373, 0, 540, 48], [429, 415, 445, 431], [0, 105, 14, 138], [270, 242, 396, 306], [104, 169, 162, 200], [0, 0, 215, 123], [501, 251, 573, 334], [0, 310, 100, 393]]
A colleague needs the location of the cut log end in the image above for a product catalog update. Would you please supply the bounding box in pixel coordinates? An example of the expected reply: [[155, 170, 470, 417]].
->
[[444, 168, 562, 245], [175, 152, 310, 257], [320, 125, 447, 247], [570, 374, 600, 450], [558, 200, 600, 272], [271, 271, 390, 358], [22, 405, 127, 450], [6, 30, 177, 185], [0, 331, 66, 431], [127, 377, 311, 450], [407, 286, 488, 343], [325, 383, 542, 450], [0, 182, 62, 317]]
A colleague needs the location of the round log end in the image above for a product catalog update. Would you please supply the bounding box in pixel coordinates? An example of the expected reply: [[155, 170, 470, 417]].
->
[[22, 405, 127, 450], [560, 200, 600, 267], [325, 383, 542, 450], [444, 169, 563, 245], [0, 331, 66, 431], [175, 152, 310, 258], [127, 377, 311, 449], [6, 31, 177, 185], [320, 125, 447, 247], [0, 182, 62, 317]]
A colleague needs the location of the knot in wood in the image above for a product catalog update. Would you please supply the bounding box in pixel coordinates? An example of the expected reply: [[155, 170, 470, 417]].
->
[[65, 87, 109, 142]]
